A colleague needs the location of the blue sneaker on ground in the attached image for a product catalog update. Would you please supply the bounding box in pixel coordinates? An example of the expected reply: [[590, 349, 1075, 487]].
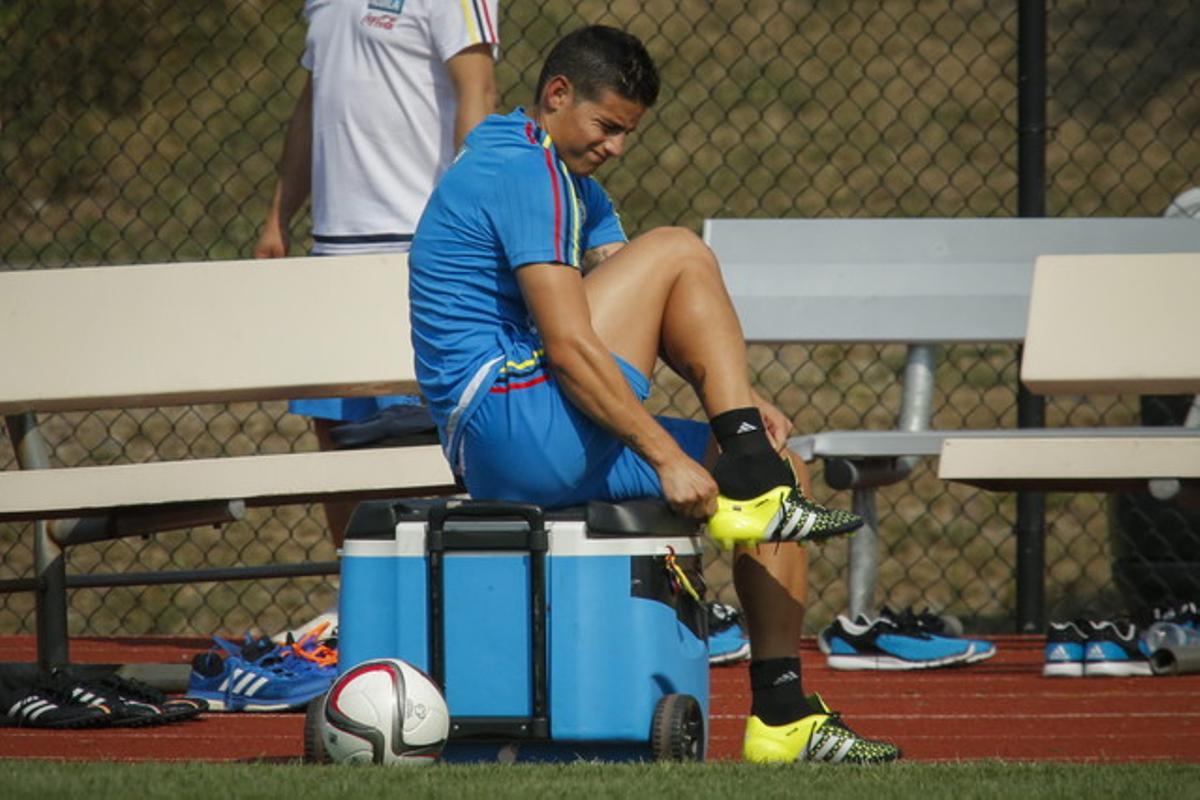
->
[[1083, 620, 1151, 677], [186, 639, 334, 711], [879, 606, 997, 665], [819, 614, 974, 670], [707, 602, 751, 665], [1043, 620, 1087, 677]]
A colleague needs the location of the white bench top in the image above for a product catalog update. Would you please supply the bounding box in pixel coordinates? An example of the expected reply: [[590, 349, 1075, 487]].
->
[[0, 254, 418, 415], [1021, 252, 1200, 395], [788, 426, 1200, 461], [938, 435, 1200, 487], [705, 218, 1200, 344], [0, 445, 456, 521]]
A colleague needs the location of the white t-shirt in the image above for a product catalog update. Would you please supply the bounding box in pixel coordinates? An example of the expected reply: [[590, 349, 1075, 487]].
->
[[303, 0, 500, 254]]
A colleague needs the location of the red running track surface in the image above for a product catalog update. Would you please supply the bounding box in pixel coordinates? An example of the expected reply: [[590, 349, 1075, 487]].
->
[[1, 635, 1197, 763]]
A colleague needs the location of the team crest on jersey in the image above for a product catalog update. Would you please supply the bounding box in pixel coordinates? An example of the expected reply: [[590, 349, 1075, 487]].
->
[[366, 0, 405, 13]]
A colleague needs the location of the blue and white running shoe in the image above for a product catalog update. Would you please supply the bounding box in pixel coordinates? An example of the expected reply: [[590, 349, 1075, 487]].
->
[[186, 649, 333, 712], [1082, 620, 1151, 677], [707, 602, 751, 665], [880, 607, 997, 665], [1043, 620, 1087, 677], [819, 614, 974, 670]]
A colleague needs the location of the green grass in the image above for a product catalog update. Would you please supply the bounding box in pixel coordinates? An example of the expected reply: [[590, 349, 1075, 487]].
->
[[2, 760, 1198, 800]]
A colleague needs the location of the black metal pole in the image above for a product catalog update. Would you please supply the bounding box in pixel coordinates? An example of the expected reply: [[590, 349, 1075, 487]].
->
[[1015, 0, 1047, 633]]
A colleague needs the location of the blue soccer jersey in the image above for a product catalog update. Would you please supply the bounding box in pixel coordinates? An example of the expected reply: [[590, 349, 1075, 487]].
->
[[409, 108, 627, 471]]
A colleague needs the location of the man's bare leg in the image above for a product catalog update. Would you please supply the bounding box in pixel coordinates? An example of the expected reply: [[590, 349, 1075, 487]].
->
[[584, 228, 811, 649], [734, 453, 812, 660], [583, 227, 753, 414]]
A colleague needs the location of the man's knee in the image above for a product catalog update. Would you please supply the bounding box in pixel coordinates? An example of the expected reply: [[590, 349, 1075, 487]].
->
[[634, 226, 719, 274]]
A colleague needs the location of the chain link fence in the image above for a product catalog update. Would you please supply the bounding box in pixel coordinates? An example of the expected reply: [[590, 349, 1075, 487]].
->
[[2, 1, 1198, 638]]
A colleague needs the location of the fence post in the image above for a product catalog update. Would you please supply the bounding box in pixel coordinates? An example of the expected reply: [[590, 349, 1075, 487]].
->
[[1015, 0, 1048, 633]]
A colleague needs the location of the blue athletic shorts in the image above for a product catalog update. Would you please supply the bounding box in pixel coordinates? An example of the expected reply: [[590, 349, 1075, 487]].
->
[[288, 394, 420, 422], [459, 356, 710, 508], [288, 250, 421, 422]]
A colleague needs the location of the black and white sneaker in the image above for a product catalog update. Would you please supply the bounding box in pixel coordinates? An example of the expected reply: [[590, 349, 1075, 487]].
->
[[1, 681, 112, 729], [87, 673, 208, 722], [50, 670, 170, 727], [1082, 620, 1152, 677]]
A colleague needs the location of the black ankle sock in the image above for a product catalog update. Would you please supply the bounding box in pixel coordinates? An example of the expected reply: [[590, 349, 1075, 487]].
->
[[710, 408, 793, 499], [749, 657, 814, 725], [711, 408, 773, 457]]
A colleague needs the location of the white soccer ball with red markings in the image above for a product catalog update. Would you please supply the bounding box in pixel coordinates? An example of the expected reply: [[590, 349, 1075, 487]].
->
[[320, 658, 450, 765]]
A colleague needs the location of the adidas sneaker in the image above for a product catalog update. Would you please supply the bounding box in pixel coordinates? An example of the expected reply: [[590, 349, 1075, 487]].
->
[[879, 606, 996, 664], [743, 693, 901, 764], [50, 670, 168, 727], [707, 485, 862, 551], [819, 614, 974, 670], [0, 680, 112, 729], [186, 646, 333, 712], [1082, 620, 1151, 677], [1043, 620, 1087, 677]]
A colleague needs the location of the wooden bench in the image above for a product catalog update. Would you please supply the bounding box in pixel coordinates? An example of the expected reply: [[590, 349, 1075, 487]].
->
[[938, 252, 1200, 490], [0, 254, 457, 668], [704, 218, 1200, 622]]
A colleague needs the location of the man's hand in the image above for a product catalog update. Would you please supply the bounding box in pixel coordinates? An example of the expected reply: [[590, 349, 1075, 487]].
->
[[254, 221, 288, 259], [657, 454, 719, 519], [752, 391, 795, 453], [254, 75, 312, 260]]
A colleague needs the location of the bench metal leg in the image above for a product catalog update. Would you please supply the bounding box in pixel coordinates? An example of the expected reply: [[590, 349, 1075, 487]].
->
[[846, 343, 931, 621], [34, 520, 69, 669], [5, 412, 70, 669], [847, 488, 879, 620]]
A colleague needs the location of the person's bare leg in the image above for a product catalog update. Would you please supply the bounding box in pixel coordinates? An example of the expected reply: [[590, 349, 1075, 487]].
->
[[583, 227, 753, 415], [313, 418, 354, 549], [734, 453, 812, 660], [585, 229, 817, 639]]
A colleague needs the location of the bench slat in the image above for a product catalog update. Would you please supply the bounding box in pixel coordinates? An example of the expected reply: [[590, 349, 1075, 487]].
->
[[938, 436, 1200, 484], [1021, 253, 1200, 395], [0, 255, 418, 414], [705, 218, 1200, 344], [0, 446, 456, 521], [788, 426, 1199, 461]]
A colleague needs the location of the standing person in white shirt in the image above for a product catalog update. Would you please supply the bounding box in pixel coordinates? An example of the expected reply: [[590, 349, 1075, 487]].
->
[[254, 0, 499, 638]]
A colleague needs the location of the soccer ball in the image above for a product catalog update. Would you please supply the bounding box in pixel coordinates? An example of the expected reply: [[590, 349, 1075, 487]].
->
[[320, 658, 450, 765]]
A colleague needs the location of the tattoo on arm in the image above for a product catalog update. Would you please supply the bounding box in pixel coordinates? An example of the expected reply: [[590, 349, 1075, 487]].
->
[[582, 242, 623, 274]]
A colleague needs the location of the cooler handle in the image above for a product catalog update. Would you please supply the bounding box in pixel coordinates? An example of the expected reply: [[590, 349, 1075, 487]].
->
[[426, 500, 549, 739]]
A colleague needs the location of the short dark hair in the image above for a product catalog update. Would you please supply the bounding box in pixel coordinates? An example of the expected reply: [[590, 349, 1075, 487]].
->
[[534, 25, 660, 108]]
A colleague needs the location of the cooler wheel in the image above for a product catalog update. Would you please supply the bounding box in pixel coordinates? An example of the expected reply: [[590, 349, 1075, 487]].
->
[[650, 693, 705, 762]]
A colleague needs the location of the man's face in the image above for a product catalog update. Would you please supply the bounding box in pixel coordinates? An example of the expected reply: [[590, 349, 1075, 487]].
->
[[544, 83, 647, 177]]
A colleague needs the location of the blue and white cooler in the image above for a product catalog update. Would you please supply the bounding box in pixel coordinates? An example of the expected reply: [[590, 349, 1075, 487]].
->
[[335, 498, 710, 762]]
